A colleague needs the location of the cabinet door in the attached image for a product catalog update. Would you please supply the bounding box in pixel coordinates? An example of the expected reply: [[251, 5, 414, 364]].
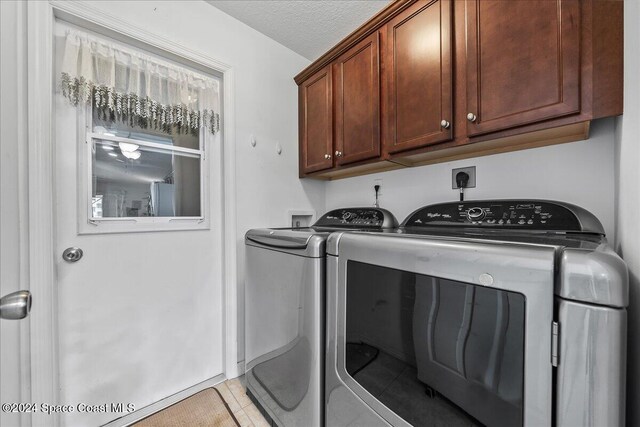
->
[[300, 65, 333, 174], [466, 0, 581, 136], [385, 0, 453, 154], [334, 33, 380, 165]]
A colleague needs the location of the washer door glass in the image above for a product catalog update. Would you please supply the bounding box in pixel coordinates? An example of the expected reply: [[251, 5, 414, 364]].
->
[[345, 261, 525, 427]]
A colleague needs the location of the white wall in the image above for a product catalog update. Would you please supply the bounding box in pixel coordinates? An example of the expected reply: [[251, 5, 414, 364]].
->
[[615, 1, 640, 424], [326, 118, 617, 239]]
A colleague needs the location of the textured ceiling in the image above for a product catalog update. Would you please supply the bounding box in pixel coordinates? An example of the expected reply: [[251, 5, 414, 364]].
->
[[206, 1, 390, 61]]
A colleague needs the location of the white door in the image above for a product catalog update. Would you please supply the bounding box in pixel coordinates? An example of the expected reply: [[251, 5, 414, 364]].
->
[[1, 2, 31, 426], [0, 289, 31, 427], [52, 22, 225, 427], [0, 182, 32, 424], [0, 287, 30, 426]]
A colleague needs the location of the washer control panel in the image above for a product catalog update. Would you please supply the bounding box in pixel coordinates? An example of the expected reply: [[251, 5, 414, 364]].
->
[[403, 200, 589, 231], [315, 208, 398, 229]]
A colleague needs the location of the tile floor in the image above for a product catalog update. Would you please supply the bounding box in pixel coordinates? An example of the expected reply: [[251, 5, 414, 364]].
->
[[216, 377, 270, 427]]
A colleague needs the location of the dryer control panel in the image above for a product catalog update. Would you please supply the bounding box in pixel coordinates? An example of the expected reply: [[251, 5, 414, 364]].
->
[[315, 207, 398, 229], [402, 200, 604, 234]]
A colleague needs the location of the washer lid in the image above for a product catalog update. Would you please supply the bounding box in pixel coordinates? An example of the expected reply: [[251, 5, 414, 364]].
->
[[245, 228, 329, 257]]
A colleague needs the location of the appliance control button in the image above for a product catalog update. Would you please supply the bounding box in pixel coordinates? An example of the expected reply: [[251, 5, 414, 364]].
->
[[467, 207, 486, 221]]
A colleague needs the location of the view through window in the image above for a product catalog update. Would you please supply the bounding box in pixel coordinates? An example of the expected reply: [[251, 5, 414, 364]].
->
[[90, 112, 203, 219]]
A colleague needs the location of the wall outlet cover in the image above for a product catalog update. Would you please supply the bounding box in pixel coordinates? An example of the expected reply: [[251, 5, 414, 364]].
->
[[451, 166, 477, 189], [288, 210, 315, 227]]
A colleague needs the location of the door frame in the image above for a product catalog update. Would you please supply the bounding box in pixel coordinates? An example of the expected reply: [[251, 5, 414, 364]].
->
[[27, 2, 239, 425]]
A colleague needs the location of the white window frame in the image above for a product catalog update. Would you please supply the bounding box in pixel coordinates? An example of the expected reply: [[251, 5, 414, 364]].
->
[[78, 106, 213, 234]]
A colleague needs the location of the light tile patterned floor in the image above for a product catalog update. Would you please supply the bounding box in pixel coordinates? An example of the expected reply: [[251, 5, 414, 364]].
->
[[215, 377, 270, 427]]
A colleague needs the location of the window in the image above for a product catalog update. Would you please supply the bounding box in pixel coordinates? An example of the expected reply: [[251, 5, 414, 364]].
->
[[55, 23, 221, 233], [90, 116, 203, 219]]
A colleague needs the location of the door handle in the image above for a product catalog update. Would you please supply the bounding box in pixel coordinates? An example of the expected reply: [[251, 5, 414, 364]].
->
[[0, 290, 32, 320], [62, 247, 83, 262]]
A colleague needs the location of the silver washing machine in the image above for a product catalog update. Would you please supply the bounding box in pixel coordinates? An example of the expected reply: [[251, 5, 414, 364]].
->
[[245, 207, 398, 427], [325, 200, 628, 427]]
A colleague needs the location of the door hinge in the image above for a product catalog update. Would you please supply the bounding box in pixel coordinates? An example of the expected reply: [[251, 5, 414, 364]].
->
[[551, 321, 560, 367]]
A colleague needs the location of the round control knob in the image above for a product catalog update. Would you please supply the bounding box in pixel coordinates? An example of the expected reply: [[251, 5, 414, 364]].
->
[[467, 112, 477, 122], [467, 207, 486, 221]]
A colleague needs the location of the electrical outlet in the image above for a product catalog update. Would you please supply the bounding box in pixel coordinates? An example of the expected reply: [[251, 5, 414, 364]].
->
[[288, 210, 315, 228], [451, 166, 476, 189]]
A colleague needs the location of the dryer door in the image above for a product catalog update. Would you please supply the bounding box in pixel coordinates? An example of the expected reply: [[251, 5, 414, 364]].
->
[[326, 233, 556, 427]]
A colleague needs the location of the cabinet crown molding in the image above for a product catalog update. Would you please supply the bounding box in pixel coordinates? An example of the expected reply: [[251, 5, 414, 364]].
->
[[294, 0, 416, 85]]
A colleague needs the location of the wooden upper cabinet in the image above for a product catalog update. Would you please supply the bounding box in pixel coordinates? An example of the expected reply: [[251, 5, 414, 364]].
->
[[294, 0, 621, 180], [465, 0, 581, 136], [334, 33, 381, 165], [299, 65, 333, 174], [384, 0, 453, 154]]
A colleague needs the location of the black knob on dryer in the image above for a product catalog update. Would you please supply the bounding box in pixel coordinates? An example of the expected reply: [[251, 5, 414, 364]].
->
[[467, 207, 486, 221]]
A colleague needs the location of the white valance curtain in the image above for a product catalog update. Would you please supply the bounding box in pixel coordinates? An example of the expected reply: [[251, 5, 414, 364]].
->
[[58, 28, 220, 135]]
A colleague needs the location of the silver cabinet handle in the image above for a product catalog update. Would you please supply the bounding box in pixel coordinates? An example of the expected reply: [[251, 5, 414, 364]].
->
[[0, 290, 32, 320], [324, 154, 331, 160], [335, 151, 343, 157], [467, 113, 477, 122], [440, 119, 451, 129]]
